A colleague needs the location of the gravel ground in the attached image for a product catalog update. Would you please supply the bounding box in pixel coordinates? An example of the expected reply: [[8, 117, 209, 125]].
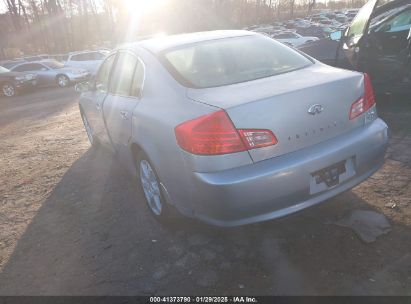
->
[[0, 89, 410, 295]]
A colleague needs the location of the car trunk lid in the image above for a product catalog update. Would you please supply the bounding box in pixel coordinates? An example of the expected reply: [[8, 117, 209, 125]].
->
[[186, 63, 365, 162]]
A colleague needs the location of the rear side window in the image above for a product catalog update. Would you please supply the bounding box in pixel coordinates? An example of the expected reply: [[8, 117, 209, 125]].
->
[[95, 54, 116, 93], [131, 61, 145, 97], [109, 52, 138, 96], [161, 35, 312, 88]]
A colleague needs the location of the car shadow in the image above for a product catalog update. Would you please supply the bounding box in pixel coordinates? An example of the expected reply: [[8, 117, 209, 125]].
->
[[1, 142, 411, 296]]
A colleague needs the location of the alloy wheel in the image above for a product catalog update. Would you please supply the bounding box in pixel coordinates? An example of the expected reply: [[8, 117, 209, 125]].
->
[[57, 75, 69, 87], [2, 84, 15, 97], [82, 113, 94, 145], [140, 159, 162, 215]]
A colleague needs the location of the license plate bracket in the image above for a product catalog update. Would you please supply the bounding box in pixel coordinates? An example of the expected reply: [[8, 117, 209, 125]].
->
[[310, 157, 356, 194]]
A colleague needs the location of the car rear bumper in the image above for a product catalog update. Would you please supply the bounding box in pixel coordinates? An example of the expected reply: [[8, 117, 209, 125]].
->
[[188, 118, 389, 227]]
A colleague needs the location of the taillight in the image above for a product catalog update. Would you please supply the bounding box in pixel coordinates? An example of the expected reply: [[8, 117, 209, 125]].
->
[[175, 110, 277, 155], [349, 73, 376, 120], [237, 129, 277, 150]]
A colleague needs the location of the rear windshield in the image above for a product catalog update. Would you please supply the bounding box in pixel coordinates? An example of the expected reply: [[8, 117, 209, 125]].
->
[[160, 35, 313, 88]]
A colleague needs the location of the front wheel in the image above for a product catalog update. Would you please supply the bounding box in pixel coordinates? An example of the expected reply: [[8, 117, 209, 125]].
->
[[2, 82, 16, 97], [57, 75, 70, 88], [80, 110, 96, 146]]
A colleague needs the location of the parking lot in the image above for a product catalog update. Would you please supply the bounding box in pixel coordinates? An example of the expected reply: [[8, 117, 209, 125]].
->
[[0, 88, 410, 295]]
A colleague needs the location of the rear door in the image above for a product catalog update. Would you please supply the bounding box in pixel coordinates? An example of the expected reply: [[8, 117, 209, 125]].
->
[[103, 51, 143, 161], [342, 0, 379, 70]]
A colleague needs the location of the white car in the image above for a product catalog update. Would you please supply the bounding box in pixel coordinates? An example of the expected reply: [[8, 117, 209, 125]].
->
[[271, 31, 318, 47], [64, 51, 107, 75]]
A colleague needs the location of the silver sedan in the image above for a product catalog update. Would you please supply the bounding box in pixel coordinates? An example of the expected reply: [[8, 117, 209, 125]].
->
[[11, 60, 90, 88], [78, 31, 389, 227]]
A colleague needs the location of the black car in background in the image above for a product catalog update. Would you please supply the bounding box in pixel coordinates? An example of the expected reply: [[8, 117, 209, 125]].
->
[[299, 0, 411, 94], [0, 66, 37, 97]]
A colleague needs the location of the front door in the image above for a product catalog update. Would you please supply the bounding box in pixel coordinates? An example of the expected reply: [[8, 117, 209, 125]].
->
[[342, 0, 379, 71], [366, 7, 411, 85], [83, 54, 116, 146]]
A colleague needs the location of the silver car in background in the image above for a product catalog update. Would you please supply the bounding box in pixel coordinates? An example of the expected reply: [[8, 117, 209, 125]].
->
[[11, 60, 90, 88], [64, 50, 107, 75], [79, 31, 389, 227]]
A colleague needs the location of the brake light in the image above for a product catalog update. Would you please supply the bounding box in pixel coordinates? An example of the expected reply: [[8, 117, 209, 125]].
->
[[349, 73, 376, 120], [175, 110, 277, 155], [237, 129, 277, 150]]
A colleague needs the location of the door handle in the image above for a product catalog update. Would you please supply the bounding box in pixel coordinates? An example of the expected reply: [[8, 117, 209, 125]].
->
[[120, 111, 129, 120]]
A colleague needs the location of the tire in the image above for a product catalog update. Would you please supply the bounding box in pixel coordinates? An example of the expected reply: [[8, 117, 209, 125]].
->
[[135, 150, 173, 222], [2, 82, 16, 97], [80, 110, 97, 147], [56, 74, 70, 88]]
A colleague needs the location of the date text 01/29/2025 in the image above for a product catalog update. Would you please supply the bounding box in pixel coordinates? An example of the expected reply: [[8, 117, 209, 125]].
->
[[149, 296, 258, 303]]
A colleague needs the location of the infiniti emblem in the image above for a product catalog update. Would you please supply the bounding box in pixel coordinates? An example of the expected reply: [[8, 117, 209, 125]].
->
[[308, 104, 324, 115]]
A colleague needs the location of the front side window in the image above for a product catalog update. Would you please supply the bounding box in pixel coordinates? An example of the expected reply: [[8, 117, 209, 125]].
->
[[13, 63, 43, 72], [379, 9, 411, 32], [109, 52, 138, 96], [161, 35, 312, 89], [95, 54, 116, 93]]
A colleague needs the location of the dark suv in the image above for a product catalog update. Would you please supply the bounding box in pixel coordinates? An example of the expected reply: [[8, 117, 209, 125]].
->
[[299, 0, 411, 94], [0, 66, 37, 97]]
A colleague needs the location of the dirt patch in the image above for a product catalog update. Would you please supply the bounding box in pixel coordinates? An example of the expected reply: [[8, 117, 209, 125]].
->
[[0, 97, 89, 270]]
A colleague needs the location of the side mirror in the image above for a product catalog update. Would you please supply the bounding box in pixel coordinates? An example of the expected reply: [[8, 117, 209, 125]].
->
[[381, 24, 392, 32], [330, 31, 343, 41], [75, 81, 91, 93]]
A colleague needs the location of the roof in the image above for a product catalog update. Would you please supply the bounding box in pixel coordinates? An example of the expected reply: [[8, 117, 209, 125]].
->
[[134, 30, 255, 54]]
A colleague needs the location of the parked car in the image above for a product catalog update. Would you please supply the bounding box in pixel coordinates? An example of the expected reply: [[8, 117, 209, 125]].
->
[[23, 55, 45, 62], [64, 50, 107, 75], [77, 30, 388, 226], [0, 65, 37, 97], [11, 60, 90, 88], [271, 31, 319, 46], [299, 0, 411, 94], [0, 59, 27, 69]]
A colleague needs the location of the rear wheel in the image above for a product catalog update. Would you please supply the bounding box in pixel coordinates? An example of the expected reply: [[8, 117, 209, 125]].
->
[[2, 82, 16, 97], [136, 151, 172, 222], [57, 75, 70, 88]]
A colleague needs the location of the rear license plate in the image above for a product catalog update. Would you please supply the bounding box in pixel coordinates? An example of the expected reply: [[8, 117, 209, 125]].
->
[[310, 157, 356, 194]]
